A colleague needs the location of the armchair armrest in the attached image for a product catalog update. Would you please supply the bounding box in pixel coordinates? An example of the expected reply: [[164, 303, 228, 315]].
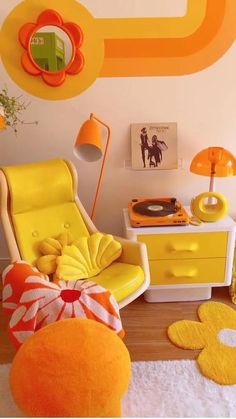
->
[[113, 236, 150, 307], [114, 235, 150, 275]]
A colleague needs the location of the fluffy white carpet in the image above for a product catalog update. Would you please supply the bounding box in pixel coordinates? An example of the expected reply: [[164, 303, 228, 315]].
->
[[1, 360, 236, 417]]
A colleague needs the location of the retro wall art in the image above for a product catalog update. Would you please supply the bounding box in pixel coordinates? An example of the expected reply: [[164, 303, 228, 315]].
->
[[131, 123, 178, 171], [0, 0, 235, 100]]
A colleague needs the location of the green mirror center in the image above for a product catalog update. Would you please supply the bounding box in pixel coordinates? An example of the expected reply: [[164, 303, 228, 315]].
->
[[30, 25, 73, 73]]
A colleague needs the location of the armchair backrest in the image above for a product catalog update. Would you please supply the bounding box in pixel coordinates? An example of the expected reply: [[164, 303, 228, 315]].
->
[[0, 159, 94, 265]]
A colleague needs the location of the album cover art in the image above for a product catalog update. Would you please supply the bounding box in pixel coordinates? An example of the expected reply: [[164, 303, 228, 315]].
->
[[131, 122, 178, 170]]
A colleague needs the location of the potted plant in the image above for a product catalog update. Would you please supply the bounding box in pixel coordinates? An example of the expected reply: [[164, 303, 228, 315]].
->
[[0, 87, 38, 134]]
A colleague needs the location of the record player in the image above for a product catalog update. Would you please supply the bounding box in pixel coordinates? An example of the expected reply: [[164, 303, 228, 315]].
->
[[128, 197, 189, 227]]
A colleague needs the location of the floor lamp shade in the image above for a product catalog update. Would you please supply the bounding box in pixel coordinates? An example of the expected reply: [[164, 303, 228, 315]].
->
[[74, 118, 102, 162], [74, 113, 111, 220]]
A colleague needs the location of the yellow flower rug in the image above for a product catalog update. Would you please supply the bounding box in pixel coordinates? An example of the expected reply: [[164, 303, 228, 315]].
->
[[168, 301, 236, 385]]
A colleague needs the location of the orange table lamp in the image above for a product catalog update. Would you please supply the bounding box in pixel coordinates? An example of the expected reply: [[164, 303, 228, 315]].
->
[[190, 147, 236, 192], [74, 113, 110, 220]]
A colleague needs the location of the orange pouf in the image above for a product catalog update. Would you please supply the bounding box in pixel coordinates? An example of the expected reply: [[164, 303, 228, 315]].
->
[[10, 318, 131, 418]]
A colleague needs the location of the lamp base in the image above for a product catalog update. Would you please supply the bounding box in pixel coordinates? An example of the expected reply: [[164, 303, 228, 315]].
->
[[191, 192, 228, 222]]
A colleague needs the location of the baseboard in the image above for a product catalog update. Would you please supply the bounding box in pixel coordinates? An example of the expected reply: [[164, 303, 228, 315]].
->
[[0, 258, 10, 299]]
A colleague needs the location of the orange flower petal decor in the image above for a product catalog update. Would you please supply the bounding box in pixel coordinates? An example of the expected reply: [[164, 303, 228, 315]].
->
[[2, 261, 124, 350], [63, 22, 83, 48], [66, 51, 84, 75], [18, 9, 84, 87], [21, 51, 41, 75], [42, 71, 66, 87], [37, 9, 63, 26], [10, 318, 131, 417], [168, 301, 236, 385]]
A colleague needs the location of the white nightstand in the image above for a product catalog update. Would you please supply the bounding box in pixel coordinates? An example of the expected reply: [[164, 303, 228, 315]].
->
[[123, 208, 236, 302]]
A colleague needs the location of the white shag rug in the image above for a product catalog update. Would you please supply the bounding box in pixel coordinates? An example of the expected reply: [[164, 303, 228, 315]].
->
[[1, 360, 236, 417]]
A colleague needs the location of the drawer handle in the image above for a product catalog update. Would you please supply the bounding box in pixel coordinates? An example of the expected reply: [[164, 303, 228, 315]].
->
[[169, 243, 199, 253], [170, 267, 198, 278]]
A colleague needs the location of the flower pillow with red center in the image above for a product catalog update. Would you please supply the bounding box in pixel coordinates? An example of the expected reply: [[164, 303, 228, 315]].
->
[[2, 261, 49, 317], [7, 272, 124, 350]]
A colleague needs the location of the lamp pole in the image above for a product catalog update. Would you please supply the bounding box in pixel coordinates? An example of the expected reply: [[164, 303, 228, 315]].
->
[[90, 113, 111, 220], [208, 163, 216, 205]]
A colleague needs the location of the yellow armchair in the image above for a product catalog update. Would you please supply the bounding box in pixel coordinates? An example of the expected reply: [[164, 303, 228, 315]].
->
[[0, 159, 150, 308]]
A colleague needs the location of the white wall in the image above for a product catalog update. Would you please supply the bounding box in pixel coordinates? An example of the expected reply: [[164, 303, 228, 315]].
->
[[0, 1, 236, 259], [78, 0, 188, 17]]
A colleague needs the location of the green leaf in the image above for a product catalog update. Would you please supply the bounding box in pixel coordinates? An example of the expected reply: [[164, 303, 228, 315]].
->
[[0, 86, 38, 134]]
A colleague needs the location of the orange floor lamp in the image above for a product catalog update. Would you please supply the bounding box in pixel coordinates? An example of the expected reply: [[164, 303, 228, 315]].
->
[[74, 113, 111, 220]]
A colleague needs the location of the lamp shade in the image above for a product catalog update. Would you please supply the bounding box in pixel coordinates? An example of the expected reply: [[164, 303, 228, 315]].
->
[[190, 147, 236, 177], [74, 118, 102, 162]]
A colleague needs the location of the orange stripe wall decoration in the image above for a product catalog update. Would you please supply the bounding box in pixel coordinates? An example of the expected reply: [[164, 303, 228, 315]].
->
[[0, 0, 235, 99], [100, 0, 236, 77]]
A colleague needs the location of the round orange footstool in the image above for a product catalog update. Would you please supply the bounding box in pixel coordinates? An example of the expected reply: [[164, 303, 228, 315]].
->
[[10, 318, 131, 417]]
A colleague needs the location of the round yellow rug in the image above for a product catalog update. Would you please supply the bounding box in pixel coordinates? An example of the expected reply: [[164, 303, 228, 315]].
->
[[168, 301, 236, 385]]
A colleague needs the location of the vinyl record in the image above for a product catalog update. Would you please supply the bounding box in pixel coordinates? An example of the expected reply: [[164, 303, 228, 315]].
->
[[133, 199, 177, 217]]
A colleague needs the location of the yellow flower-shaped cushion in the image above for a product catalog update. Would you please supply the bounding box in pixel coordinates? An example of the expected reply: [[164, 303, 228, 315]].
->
[[56, 233, 122, 281], [168, 301, 236, 385], [36, 232, 73, 275]]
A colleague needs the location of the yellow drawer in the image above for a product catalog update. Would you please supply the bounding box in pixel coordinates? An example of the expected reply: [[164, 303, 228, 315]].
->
[[149, 258, 226, 285], [137, 232, 228, 260]]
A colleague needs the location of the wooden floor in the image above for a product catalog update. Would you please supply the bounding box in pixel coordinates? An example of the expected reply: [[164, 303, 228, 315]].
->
[[121, 286, 235, 361], [0, 287, 234, 364]]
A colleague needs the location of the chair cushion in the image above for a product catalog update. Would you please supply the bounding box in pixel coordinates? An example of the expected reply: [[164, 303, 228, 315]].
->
[[2, 159, 73, 214], [12, 202, 89, 265], [93, 262, 144, 303], [2, 159, 90, 265]]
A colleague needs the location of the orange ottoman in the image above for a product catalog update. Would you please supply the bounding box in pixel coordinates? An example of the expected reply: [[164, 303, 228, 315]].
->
[[10, 318, 131, 417]]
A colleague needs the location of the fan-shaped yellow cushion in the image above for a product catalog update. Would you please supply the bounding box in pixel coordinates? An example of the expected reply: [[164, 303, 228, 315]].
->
[[56, 233, 122, 281]]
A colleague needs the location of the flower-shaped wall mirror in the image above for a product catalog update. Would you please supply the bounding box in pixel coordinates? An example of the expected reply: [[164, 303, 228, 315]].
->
[[19, 9, 84, 87]]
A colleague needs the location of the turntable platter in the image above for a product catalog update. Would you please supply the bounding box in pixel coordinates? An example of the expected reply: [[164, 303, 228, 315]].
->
[[133, 199, 177, 217]]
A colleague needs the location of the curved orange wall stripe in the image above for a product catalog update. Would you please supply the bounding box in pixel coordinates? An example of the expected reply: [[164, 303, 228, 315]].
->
[[103, 0, 225, 59], [100, 0, 236, 77]]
